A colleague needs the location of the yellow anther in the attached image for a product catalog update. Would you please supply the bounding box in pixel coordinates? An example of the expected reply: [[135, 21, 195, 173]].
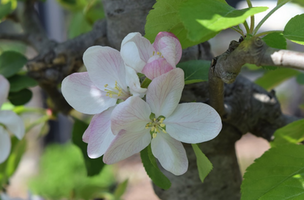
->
[[151, 127, 155, 132], [152, 133, 157, 138], [157, 52, 160, 55], [104, 84, 108, 87], [162, 129, 167, 134], [160, 123, 165, 128]]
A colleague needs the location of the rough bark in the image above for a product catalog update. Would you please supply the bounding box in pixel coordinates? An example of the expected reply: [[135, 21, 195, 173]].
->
[[0, 0, 302, 199]]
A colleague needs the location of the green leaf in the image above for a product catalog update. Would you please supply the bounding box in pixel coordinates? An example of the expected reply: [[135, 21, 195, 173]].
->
[[284, 14, 304, 45], [145, 0, 190, 48], [140, 145, 171, 190], [8, 74, 38, 92], [241, 144, 304, 200], [0, 51, 27, 78], [84, 1, 105, 25], [177, 60, 210, 84], [113, 179, 128, 199], [179, 0, 268, 42], [192, 144, 213, 183], [8, 88, 32, 105], [263, 32, 287, 49], [292, 0, 304, 7], [68, 11, 92, 39], [56, 0, 86, 11], [71, 118, 105, 176], [296, 73, 304, 85], [0, 137, 26, 187], [0, 1, 12, 20], [271, 119, 304, 147], [255, 68, 300, 90], [277, 0, 292, 5]]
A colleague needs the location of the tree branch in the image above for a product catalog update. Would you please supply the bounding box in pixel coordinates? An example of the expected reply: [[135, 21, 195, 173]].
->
[[208, 36, 304, 119], [0, 33, 29, 43], [12, 2, 108, 113]]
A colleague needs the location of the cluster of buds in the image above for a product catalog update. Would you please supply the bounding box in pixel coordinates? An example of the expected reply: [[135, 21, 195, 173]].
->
[[61, 32, 222, 175]]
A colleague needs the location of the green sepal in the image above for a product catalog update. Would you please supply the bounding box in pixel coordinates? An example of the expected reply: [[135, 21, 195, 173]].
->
[[140, 144, 171, 190], [72, 118, 105, 176], [192, 144, 213, 183]]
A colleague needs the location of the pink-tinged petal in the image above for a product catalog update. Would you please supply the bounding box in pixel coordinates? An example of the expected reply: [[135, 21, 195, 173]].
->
[[121, 32, 154, 72], [142, 56, 174, 80], [153, 32, 182, 67], [0, 127, 11, 164], [0, 75, 9, 107], [103, 129, 151, 164], [111, 96, 151, 135], [151, 132, 188, 176], [83, 107, 116, 158], [165, 103, 222, 143], [62, 72, 116, 115], [125, 66, 147, 98], [146, 68, 184, 117], [83, 46, 128, 92], [0, 110, 24, 139]]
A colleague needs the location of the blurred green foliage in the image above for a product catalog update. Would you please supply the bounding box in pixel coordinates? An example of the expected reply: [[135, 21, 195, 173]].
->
[[29, 143, 122, 200]]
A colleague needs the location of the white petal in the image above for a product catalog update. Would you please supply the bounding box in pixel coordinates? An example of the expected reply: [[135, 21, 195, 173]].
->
[[125, 66, 147, 98], [0, 75, 9, 107], [0, 127, 11, 164], [151, 132, 188, 175], [153, 32, 182, 67], [146, 68, 184, 117], [111, 96, 151, 135], [121, 42, 147, 72], [83, 107, 116, 158], [62, 72, 116, 115], [165, 103, 222, 143], [83, 46, 128, 92], [103, 129, 151, 164], [121, 33, 154, 72], [0, 110, 24, 139]]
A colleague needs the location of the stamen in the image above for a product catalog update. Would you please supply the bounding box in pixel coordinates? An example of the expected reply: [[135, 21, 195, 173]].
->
[[103, 81, 129, 99]]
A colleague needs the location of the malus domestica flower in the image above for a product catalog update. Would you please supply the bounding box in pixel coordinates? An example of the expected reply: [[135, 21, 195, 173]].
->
[[104, 68, 222, 175], [121, 32, 182, 80], [0, 75, 25, 164], [61, 46, 146, 158], [62, 46, 146, 115]]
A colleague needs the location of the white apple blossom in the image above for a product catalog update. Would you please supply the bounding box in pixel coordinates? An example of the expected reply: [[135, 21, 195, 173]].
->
[[61, 46, 146, 158], [104, 68, 222, 175], [120, 32, 182, 80], [0, 75, 25, 164]]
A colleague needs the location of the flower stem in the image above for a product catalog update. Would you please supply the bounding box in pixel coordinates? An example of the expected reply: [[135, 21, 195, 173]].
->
[[253, 0, 291, 35], [243, 21, 250, 34], [255, 30, 283, 38], [246, 0, 254, 34], [141, 78, 152, 88]]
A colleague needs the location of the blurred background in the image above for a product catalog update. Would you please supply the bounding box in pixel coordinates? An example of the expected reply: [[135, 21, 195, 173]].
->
[[0, 0, 303, 199]]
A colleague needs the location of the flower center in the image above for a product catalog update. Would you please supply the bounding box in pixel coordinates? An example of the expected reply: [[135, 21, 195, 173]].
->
[[145, 116, 166, 138], [152, 51, 164, 58], [104, 81, 129, 100]]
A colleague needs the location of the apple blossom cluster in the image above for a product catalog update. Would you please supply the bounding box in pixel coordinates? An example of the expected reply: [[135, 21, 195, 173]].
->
[[0, 75, 25, 164], [61, 32, 222, 175]]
